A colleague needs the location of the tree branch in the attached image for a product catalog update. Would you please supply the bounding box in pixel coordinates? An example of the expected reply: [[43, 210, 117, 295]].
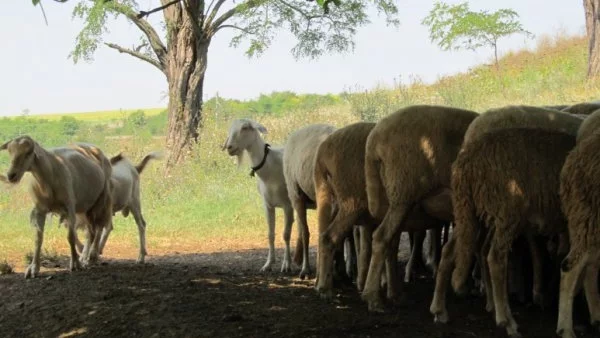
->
[[214, 24, 257, 35], [137, 0, 181, 18], [205, 0, 228, 29], [104, 42, 166, 75], [209, 0, 265, 36]]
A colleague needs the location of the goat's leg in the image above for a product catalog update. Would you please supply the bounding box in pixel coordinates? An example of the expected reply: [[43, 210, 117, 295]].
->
[[556, 250, 588, 338], [583, 258, 600, 329], [131, 207, 148, 264], [295, 200, 311, 279], [426, 227, 442, 278], [281, 206, 294, 273], [25, 208, 47, 279], [98, 220, 114, 256], [261, 204, 276, 272], [344, 233, 357, 282], [488, 232, 521, 337], [385, 230, 402, 301], [480, 227, 495, 312], [362, 204, 410, 312], [357, 226, 373, 292], [64, 206, 82, 272]]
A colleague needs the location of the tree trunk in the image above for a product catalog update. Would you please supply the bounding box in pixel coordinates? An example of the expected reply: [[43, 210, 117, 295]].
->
[[164, 17, 211, 168], [584, 0, 600, 77]]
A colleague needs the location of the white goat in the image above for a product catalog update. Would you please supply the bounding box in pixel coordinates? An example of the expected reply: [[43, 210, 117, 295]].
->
[[66, 151, 162, 264], [0, 136, 113, 278], [223, 119, 295, 273]]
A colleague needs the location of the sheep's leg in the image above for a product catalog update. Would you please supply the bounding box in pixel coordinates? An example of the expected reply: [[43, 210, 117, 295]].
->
[[430, 236, 456, 323], [296, 200, 311, 279], [261, 204, 276, 272], [556, 251, 588, 338], [525, 232, 544, 308], [281, 206, 294, 273], [405, 230, 426, 283], [480, 227, 495, 312], [488, 234, 521, 337], [357, 226, 373, 292], [426, 227, 442, 278], [385, 230, 402, 301], [315, 209, 356, 299], [583, 258, 600, 328], [25, 208, 47, 279], [362, 204, 409, 313]]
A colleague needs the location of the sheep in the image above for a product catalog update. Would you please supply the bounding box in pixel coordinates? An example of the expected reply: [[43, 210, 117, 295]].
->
[[560, 101, 600, 116], [314, 121, 446, 300], [457, 105, 585, 309], [556, 110, 600, 338], [361, 105, 479, 312], [65, 151, 163, 263], [283, 123, 336, 279], [0, 136, 113, 278], [223, 119, 295, 273], [430, 128, 575, 337], [576, 107, 600, 141]]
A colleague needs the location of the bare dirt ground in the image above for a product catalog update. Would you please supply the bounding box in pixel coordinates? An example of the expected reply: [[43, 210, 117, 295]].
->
[[0, 243, 598, 338]]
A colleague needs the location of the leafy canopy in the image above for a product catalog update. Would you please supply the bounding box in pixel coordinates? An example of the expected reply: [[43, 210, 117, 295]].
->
[[68, 0, 400, 65], [421, 1, 533, 52]]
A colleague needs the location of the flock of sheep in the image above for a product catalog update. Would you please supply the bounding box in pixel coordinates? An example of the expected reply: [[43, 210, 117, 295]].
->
[[2, 101, 600, 338]]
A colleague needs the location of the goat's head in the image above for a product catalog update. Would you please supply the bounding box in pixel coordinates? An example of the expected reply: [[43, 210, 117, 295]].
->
[[0, 136, 36, 183], [222, 119, 267, 163]]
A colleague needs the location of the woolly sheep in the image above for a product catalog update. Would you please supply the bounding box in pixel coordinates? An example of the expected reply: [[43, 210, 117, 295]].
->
[[430, 128, 575, 337], [283, 123, 336, 279], [314, 122, 446, 300], [0, 136, 113, 278], [362, 105, 479, 312], [223, 119, 295, 273], [556, 109, 600, 338]]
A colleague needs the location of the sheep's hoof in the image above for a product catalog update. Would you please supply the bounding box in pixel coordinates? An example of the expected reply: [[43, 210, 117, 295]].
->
[[362, 292, 386, 313], [24, 264, 39, 279], [556, 328, 577, 338], [433, 311, 449, 324], [299, 268, 311, 280]]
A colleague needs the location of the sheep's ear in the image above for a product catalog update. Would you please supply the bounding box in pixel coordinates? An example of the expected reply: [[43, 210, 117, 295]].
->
[[0, 140, 9, 151], [252, 121, 268, 134]]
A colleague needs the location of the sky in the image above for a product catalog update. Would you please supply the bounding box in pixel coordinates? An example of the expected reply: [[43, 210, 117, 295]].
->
[[0, 0, 585, 117]]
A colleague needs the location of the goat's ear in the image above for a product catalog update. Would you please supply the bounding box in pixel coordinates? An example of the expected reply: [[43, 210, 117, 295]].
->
[[0, 140, 9, 151], [221, 137, 229, 151], [252, 121, 268, 134]]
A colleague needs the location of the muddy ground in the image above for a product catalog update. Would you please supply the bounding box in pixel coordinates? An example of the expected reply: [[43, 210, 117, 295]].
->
[[0, 244, 597, 338]]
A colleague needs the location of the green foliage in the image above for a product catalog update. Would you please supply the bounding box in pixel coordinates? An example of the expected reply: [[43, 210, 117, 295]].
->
[[422, 1, 533, 65], [127, 110, 147, 128], [60, 116, 80, 137]]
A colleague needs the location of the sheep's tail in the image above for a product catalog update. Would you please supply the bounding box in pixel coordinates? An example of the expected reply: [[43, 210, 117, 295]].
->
[[314, 154, 334, 238], [364, 148, 386, 221], [450, 159, 479, 293], [135, 151, 164, 174]]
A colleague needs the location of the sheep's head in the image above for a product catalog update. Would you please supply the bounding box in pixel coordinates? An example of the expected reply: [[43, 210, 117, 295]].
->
[[0, 136, 36, 184], [222, 119, 268, 165]]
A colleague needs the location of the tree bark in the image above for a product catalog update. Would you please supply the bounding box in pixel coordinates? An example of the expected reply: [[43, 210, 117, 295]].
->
[[162, 1, 210, 168], [584, 0, 600, 77]]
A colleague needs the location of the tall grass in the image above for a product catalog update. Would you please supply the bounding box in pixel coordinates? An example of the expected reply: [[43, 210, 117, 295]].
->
[[0, 32, 597, 271]]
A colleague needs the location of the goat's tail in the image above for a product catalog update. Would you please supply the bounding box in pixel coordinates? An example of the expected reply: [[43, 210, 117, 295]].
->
[[364, 147, 386, 221], [135, 151, 164, 174], [450, 159, 479, 294], [109, 152, 124, 165]]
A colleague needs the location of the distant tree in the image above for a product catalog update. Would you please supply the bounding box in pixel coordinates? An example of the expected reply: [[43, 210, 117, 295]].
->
[[422, 1, 533, 69], [584, 0, 600, 78], [128, 110, 147, 128], [21, 108, 31, 117], [60, 116, 80, 136]]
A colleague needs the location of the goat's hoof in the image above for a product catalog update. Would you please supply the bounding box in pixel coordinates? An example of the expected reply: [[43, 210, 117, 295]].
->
[[136, 257, 146, 264], [280, 261, 291, 273], [315, 287, 333, 301], [24, 264, 39, 279], [70, 260, 82, 272], [362, 292, 386, 313], [556, 328, 577, 338], [260, 264, 272, 272]]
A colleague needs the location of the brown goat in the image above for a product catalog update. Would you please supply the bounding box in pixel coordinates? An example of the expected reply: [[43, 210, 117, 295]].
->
[[431, 128, 575, 337], [0, 136, 113, 278], [361, 105, 478, 312]]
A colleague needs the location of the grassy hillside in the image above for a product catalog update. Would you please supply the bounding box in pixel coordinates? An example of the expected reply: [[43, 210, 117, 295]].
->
[[0, 32, 597, 273]]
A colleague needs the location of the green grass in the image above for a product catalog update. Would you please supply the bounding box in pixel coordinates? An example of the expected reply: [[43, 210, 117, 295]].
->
[[0, 32, 598, 272], [28, 107, 166, 122]]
